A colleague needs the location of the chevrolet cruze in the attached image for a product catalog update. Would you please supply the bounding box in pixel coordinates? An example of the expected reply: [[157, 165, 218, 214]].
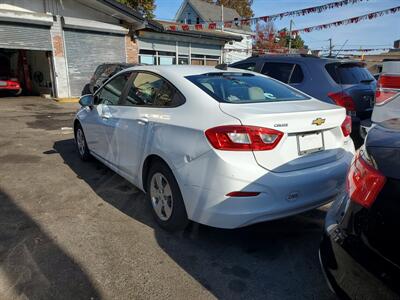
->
[[74, 65, 355, 231]]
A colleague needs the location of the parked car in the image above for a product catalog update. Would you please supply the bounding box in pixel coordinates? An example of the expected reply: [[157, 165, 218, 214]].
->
[[360, 59, 400, 138], [74, 65, 354, 231], [81, 63, 137, 95], [320, 118, 400, 299], [0, 54, 22, 96], [230, 55, 376, 140]]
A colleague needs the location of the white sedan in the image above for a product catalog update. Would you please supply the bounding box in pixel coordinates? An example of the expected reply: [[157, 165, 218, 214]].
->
[[74, 65, 355, 231]]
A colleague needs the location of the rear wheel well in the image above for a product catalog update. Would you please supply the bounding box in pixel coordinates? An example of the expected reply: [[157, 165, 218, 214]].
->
[[142, 155, 169, 192]]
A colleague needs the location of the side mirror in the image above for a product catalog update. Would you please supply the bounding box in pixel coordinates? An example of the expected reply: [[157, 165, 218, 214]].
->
[[79, 94, 94, 107]]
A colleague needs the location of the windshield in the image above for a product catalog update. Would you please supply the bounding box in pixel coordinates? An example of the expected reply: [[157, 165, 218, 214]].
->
[[186, 72, 309, 103]]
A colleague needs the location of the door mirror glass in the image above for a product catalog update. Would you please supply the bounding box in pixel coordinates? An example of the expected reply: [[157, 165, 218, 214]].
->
[[79, 94, 94, 107]]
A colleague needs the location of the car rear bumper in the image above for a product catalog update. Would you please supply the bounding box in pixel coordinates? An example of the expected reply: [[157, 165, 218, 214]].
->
[[320, 195, 400, 300], [179, 142, 354, 229]]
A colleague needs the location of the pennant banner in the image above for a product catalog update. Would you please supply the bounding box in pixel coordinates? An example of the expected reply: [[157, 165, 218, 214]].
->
[[292, 6, 400, 34], [164, 0, 369, 32]]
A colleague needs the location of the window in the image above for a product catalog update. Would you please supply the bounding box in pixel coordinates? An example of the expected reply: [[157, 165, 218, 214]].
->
[[186, 72, 309, 103], [231, 62, 256, 71], [261, 62, 304, 84], [187, 19, 192, 24], [325, 63, 374, 84], [122, 72, 185, 107], [158, 51, 176, 65], [139, 49, 156, 65], [95, 73, 130, 105], [196, 17, 200, 24]]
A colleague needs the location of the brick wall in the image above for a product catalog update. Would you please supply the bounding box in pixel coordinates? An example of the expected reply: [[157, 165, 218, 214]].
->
[[125, 35, 139, 64]]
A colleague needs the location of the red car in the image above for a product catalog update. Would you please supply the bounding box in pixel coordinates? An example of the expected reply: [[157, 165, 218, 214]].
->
[[0, 78, 22, 96]]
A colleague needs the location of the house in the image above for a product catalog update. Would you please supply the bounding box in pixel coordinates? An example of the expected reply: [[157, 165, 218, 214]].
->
[[174, 0, 253, 64], [136, 20, 242, 66], [0, 0, 241, 98]]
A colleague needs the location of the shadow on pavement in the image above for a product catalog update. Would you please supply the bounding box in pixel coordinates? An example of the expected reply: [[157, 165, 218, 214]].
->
[[0, 188, 100, 299], [54, 138, 336, 300]]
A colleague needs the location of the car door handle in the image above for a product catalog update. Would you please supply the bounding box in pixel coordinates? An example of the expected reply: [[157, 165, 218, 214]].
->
[[137, 118, 148, 125], [101, 113, 112, 120]]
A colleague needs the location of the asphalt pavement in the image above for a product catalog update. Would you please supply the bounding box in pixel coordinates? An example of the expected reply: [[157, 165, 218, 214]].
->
[[0, 96, 336, 300]]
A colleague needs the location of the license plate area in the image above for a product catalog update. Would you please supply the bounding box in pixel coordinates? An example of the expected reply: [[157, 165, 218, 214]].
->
[[297, 131, 325, 155]]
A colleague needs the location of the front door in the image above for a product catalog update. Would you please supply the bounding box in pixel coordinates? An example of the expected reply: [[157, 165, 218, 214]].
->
[[85, 72, 131, 163]]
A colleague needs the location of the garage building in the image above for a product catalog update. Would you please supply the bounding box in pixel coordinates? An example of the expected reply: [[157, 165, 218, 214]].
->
[[0, 0, 240, 98]]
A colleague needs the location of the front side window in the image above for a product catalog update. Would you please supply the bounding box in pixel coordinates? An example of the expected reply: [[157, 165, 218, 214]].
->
[[95, 73, 130, 105], [186, 72, 309, 104], [122, 72, 184, 107]]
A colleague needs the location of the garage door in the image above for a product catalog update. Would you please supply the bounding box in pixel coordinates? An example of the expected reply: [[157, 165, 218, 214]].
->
[[64, 29, 126, 97], [0, 22, 51, 51]]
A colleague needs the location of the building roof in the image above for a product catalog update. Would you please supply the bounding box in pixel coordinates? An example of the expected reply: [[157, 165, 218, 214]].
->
[[175, 0, 240, 22], [157, 20, 242, 42]]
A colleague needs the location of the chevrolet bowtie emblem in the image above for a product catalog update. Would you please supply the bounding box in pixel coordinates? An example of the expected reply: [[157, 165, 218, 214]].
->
[[312, 118, 326, 126]]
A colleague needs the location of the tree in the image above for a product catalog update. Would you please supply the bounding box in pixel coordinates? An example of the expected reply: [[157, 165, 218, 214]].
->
[[279, 28, 306, 49], [117, 0, 156, 19], [204, 0, 254, 18]]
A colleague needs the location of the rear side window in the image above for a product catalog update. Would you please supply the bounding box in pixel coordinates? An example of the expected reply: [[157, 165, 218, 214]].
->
[[186, 72, 309, 104], [261, 62, 304, 84], [231, 62, 256, 71], [325, 63, 374, 84]]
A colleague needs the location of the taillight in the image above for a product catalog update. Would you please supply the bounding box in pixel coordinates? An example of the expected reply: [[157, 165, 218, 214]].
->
[[328, 92, 356, 112], [205, 125, 283, 151], [346, 150, 386, 208], [341, 115, 352, 137], [375, 74, 400, 106], [377, 74, 400, 89]]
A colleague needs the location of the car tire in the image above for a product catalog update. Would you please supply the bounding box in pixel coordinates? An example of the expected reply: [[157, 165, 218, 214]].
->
[[146, 161, 189, 232], [74, 123, 91, 161]]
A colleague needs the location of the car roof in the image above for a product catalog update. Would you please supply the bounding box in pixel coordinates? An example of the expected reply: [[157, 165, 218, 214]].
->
[[237, 55, 361, 66], [122, 65, 255, 77]]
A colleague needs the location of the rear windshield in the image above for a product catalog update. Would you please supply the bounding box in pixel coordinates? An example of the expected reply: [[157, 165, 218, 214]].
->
[[186, 72, 309, 103], [325, 63, 374, 84]]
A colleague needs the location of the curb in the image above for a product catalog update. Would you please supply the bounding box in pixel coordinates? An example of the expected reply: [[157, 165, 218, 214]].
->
[[54, 97, 79, 103]]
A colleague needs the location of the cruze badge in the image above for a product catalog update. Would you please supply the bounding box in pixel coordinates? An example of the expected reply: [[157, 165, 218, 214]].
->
[[312, 118, 326, 126]]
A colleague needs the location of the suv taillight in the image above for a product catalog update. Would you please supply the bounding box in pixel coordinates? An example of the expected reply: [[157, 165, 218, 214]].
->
[[346, 150, 386, 208], [328, 92, 356, 112], [205, 125, 283, 151], [375, 74, 400, 106], [341, 115, 352, 137]]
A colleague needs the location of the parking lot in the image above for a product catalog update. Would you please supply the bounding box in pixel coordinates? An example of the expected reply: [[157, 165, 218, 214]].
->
[[0, 96, 336, 300]]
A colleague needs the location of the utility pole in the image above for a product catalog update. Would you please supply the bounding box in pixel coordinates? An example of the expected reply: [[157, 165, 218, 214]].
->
[[221, 4, 224, 31], [328, 38, 332, 57], [288, 19, 293, 53]]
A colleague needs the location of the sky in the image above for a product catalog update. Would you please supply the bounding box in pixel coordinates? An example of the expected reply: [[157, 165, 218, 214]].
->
[[154, 0, 400, 54]]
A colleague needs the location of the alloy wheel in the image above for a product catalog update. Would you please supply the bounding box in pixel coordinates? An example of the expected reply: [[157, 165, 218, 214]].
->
[[150, 173, 173, 221]]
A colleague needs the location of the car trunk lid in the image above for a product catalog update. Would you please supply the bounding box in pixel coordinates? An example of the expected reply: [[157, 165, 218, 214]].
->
[[219, 99, 348, 173]]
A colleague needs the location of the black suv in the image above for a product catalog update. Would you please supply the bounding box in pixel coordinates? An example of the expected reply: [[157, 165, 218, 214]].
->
[[81, 63, 137, 95], [230, 55, 376, 139]]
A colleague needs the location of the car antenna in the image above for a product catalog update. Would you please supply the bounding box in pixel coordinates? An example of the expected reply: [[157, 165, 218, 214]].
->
[[215, 63, 228, 70]]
